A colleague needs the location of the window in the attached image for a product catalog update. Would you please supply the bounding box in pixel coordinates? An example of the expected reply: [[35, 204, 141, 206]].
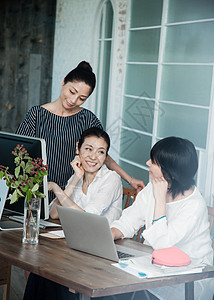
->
[[120, 0, 214, 205], [119, 0, 163, 186], [95, 0, 113, 130]]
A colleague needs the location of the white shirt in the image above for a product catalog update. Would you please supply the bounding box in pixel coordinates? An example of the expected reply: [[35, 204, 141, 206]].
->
[[51, 164, 122, 225], [111, 182, 214, 300]]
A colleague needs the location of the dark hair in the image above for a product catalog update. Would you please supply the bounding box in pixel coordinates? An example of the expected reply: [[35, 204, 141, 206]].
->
[[64, 61, 96, 95], [78, 127, 110, 155], [150, 137, 198, 198]]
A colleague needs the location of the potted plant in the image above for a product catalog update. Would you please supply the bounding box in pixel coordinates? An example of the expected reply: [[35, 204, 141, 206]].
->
[[0, 144, 48, 244]]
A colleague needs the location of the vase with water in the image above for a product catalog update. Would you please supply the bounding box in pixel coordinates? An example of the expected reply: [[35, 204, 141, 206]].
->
[[22, 197, 41, 244]]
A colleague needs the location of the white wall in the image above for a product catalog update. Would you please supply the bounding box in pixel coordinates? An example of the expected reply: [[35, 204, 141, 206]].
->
[[51, 0, 101, 102], [51, 0, 128, 163]]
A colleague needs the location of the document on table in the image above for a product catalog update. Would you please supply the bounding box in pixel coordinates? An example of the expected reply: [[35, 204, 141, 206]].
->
[[40, 230, 65, 239], [112, 255, 204, 279]]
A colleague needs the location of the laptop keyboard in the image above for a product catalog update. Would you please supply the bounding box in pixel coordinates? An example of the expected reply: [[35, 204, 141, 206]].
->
[[117, 250, 135, 259]]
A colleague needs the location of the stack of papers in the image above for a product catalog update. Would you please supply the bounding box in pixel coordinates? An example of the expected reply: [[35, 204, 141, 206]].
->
[[113, 255, 205, 279]]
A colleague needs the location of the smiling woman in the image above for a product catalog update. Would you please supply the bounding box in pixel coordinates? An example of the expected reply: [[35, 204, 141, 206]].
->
[[48, 127, 122, 224], [57, 81, 91, 113], [43, 61, 95, 115], [23, 127, 123, 300], [16, 61, 145, 204], [16, 61, 103, 203]]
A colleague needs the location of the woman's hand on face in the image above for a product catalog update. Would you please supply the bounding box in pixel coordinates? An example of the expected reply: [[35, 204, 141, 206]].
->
[[151, 176, 168, 203], [70, 155, 84, 179]]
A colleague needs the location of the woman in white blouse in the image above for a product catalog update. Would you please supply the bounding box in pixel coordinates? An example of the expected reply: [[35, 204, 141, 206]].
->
[[48, 127, 122, 224], [111, 137, 213, 300]]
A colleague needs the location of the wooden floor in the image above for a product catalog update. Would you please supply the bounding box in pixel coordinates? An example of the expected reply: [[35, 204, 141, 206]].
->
[[0, 266, 26, 300]]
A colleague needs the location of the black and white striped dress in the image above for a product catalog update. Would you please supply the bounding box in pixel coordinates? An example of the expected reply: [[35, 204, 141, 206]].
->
[[16, 106, 103, 201]]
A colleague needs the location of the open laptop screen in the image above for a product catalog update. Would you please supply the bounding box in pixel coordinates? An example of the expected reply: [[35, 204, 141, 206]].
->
[[0, 179, 9, 220], [0, 131, 49, 219]]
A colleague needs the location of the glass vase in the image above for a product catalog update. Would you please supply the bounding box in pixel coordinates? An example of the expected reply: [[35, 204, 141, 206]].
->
[[22, 197, 41, 244]]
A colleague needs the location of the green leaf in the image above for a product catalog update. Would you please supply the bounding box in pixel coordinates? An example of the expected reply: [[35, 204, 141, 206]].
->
[[10, 190, 18, 204], [24, 155, 31, 161], [14, 157, 20, 165], [15, 180, 21, 186], [40, 170, 48, 176], [15, 166, 20, 178], [36, 192, 46, 198], [11, 182, 18, 188], [31, 183, 39, 192], [25, 161, 33, 173], [0, 171, 3, 179], [20, 161, 26, 170], [26, 190, 32, 203], [21, 185, 29, 192], [25, 166, 32, 173], [17, 189, 24, 197], [22, 174, 28, 181]]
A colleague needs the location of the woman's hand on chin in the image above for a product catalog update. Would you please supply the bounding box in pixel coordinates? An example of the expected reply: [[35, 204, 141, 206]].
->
[[151, 176, 168, 203], [70, 155, 84, 179]]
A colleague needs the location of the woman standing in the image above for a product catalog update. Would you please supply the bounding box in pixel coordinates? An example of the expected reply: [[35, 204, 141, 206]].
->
[[16, 61, 144, 202]]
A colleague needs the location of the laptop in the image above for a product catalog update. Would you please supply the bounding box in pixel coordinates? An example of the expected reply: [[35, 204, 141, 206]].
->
[[9, 215, 62, 229], [0, 179, 23, 230], [57, 206, 146, 262]]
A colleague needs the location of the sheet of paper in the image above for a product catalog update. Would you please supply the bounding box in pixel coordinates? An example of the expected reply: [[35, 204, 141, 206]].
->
[[112, 255, 204, 279], [48, 230, 65, 237], [40, 230, 65, 239]]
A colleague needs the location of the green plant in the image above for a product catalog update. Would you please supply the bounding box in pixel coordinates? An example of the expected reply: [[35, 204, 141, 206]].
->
[[0, 144, 48, 204]]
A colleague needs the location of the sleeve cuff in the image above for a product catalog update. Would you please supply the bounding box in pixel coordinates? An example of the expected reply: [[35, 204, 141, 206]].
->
[[110, 220, 135, 239], [142, 217, 168, 247]]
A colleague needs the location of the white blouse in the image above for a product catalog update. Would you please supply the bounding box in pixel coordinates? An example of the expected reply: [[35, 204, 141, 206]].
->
[[50, 164, 122, 225], [111, 182, 214, 300]]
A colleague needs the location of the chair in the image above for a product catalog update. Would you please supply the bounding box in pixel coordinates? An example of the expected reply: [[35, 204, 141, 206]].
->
[[208, 206, 214, 249], [0, 260, 11, 300], [122, 187, 145, 243], [122, 187, 137, 209]]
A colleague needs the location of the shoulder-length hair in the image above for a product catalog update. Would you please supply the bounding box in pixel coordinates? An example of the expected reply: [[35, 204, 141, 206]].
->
[[150, 137, 198, 198]]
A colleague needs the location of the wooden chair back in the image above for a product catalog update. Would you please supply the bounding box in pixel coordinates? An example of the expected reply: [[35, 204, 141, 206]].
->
[[122, 187, 137, 209], [122, 187, 144, 243], [0, 260, 11, 300], [208, 206, 214, 249]]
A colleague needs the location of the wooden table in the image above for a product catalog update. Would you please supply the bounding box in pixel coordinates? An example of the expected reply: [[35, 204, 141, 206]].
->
[[0, 229, 213, 300]]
